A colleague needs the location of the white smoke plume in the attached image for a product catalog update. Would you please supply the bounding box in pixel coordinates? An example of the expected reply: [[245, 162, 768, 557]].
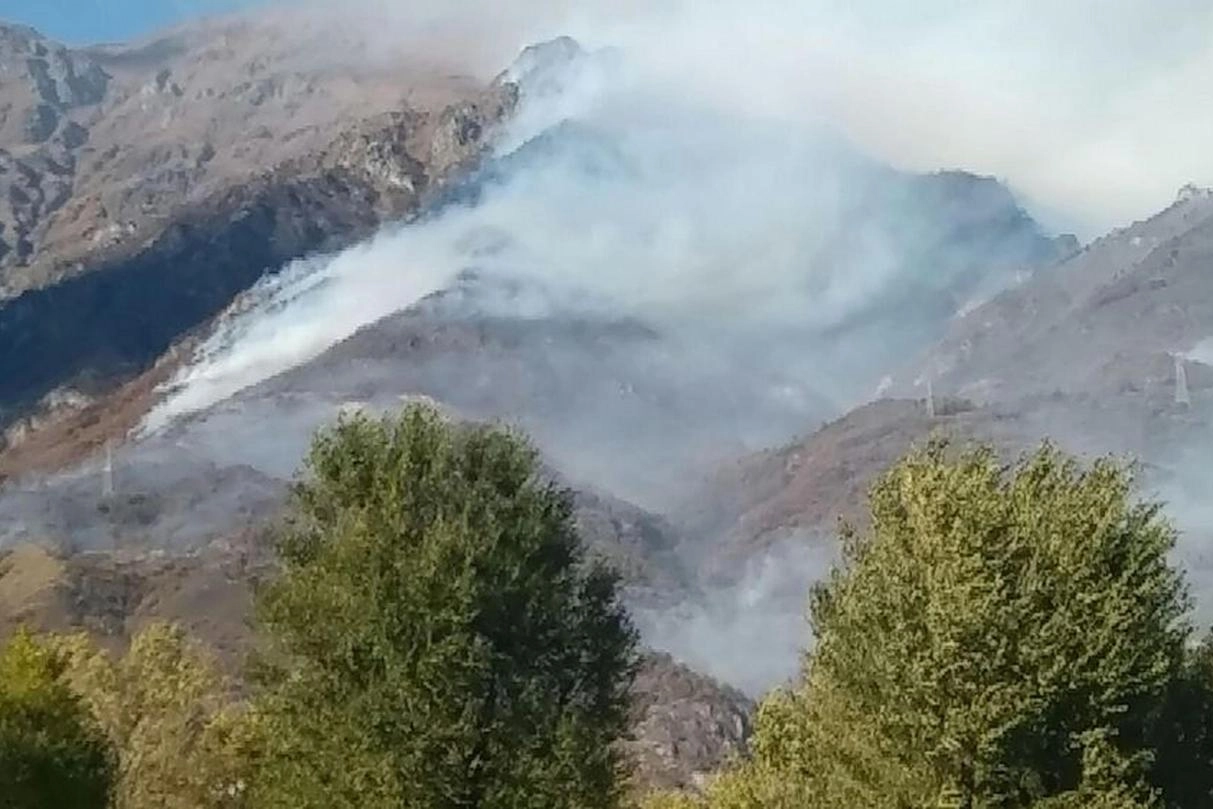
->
[[127, 5, 1060, 695], [141, 219, 472, 434], [146, 30, 1050, 437], [280, 0, 1213, 236], [142, 0, 1213, 430], [633, 536, 838, 695], [145, 43, 840, 429], [105, 0, 1213, 692]]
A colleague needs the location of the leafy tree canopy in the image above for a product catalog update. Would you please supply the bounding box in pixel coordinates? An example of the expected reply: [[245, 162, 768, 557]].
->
[[247, 404, 639, 809], [717, 441, 1198, 808], [0, 628, 113, 809], [56, 623, 249, 809]]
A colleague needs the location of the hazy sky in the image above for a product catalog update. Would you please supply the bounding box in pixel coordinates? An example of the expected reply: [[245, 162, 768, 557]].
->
[[0, 0, 261, 43]]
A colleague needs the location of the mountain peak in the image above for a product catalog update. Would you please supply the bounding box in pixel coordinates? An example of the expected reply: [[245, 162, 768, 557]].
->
[[0, 20, 109, 145], [496, 36, 586, 96], [1177, 183, 1213, 203]]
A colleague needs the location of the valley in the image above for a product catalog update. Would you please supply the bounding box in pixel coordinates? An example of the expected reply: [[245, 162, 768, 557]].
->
[[2, 5, 1213, 800]]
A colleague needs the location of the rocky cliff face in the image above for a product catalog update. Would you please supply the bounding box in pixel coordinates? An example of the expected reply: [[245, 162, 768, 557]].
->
[[0, 24, 108, 272], [0, 15, 517, 431], [0, 14, 517, 295], [628, 652, 754, 791]]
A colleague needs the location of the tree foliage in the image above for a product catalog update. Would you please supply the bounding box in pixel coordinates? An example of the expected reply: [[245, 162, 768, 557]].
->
[[0, 628, 113, 809], [56, 623, 249, 809], [714, 441, 1200, 808], [10, 427, 1213, 808], [246, 404, 639, 809]]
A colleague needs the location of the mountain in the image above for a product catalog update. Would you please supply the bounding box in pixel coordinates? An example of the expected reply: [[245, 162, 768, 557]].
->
[[0, 12, 1129, 709], [0, 158, 1069, 498], [0, 14, 508, 296], [0, 24, 109, 273], [898, 186, 1213, 410], [675, 185, 1213, 592], [0, 15, 516, 429]]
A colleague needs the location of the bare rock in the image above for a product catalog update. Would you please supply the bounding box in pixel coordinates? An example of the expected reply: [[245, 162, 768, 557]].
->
[[628, 652, 754, 792]]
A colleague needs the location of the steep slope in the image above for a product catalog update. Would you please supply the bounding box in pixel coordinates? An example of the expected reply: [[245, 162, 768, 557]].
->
[[682, 188, 1213, 584], [628, 652, 753, 791], [0, 14, 516, 431], [899, 186, 1213, 407], [0, 13, 506, 295], [0, 24, 108, 273]]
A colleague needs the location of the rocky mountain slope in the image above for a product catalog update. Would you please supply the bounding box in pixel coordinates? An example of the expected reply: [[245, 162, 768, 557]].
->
[[0, 24, 108, 273], [677, 185, 1213, 584], [0, 14, 504, 295], [899, 187, 1213, 408], [0, 15, 516, 430]]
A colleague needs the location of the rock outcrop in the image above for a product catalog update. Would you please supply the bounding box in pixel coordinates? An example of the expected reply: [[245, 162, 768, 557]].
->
[[0, 15, 518, 432]]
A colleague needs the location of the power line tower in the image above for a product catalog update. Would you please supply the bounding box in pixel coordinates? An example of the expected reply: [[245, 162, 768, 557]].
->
[[101, 440, 115, 498], [1175, 354, 1191, 408]]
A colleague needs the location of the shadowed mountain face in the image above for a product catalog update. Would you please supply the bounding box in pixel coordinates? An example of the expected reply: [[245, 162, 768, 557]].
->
[[0, 17, 516, 431]]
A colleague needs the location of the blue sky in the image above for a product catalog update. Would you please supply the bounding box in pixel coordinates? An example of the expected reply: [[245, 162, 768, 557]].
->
[[0, 0, 265, 44]]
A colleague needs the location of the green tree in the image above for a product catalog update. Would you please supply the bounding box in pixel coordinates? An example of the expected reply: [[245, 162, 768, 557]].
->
[[247, 404, 639, 809], [1150, 632, 1213, 807], [0, 628, 113, 809], [721, 442, 1194, 808], [635, 790, 705, 809], [1031, 729, 1161, 808], [56, 623, 249, 809]]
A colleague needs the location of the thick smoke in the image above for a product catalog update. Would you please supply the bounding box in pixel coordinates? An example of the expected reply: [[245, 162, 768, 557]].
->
[[141, 221, 472, 434], [288, 0, 1213, 236], [146, 0, 1213, 431], [127, 12, 1066, 691], [27, 0, 1213, 693], [147, 30, 1050, 435], [633, 536, 838, 695]]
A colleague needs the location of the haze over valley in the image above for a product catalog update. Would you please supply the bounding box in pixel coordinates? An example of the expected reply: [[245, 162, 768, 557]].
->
[[2, 0, 1213, 791]]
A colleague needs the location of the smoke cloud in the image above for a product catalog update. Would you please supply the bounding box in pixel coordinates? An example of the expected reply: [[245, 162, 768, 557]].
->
[[22, 0, 1213, 693], [633, 536, 838, 695], [127, 5, 1074, 690], [144, 0, 1213, 434], [147, 25, 1055, 437], [283, 0, 1213, 236]]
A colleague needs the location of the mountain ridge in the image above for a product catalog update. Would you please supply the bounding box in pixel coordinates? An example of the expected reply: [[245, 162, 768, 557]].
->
[[0, 14, 517, 434]]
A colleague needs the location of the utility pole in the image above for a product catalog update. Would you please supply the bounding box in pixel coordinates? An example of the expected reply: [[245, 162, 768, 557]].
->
[[926, 376, 936, 418], [1176, 354, 1191, 408], [102, 439, 114, 498]]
